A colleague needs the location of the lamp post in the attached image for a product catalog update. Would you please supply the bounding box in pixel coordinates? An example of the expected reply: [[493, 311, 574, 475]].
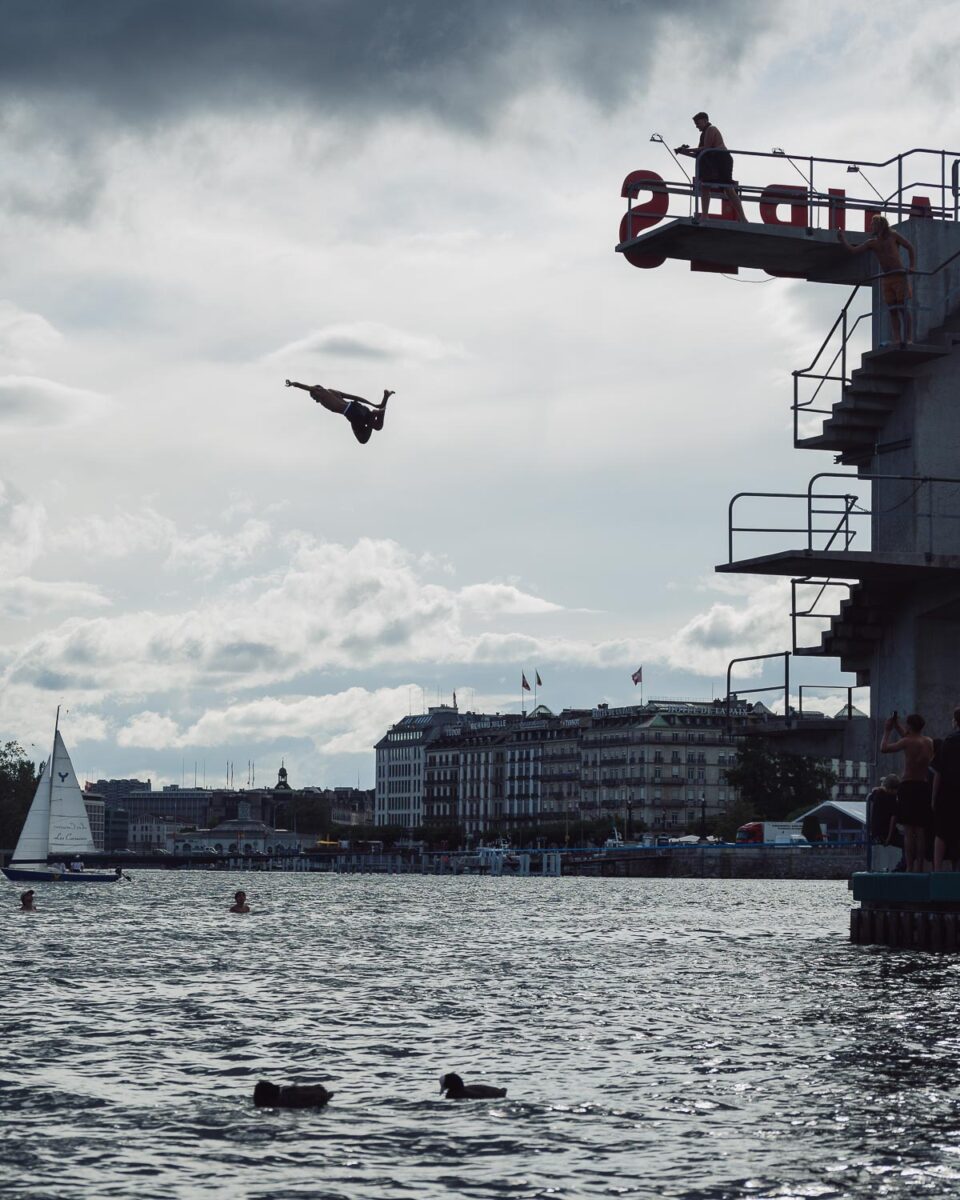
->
[[700, 794, 708, 842]]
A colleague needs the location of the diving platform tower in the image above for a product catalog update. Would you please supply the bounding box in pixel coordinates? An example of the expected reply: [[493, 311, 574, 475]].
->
[[617, 145, 960, 765]]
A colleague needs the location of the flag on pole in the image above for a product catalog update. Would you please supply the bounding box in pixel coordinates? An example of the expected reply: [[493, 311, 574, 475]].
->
[[536, 671, 542, 687], [631, 666, 643, 686], [522, 672, 531, 692]]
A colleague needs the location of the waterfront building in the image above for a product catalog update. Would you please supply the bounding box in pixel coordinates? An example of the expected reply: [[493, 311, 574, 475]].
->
[[103, 805, 129, 853], [82, 793, 105, 850], [90, 778, 151, 808], [172, 819, 303, 856], [374, 705, 462, 827], [128, 816, 182, 853], [375, 698, 870, 837]]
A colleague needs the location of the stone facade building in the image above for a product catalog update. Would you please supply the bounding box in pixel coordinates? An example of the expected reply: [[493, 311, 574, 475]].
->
[[376, 699, 870, 837]]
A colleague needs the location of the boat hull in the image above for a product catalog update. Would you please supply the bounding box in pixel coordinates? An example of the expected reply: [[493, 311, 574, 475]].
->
[[2, 867, 120, 883]]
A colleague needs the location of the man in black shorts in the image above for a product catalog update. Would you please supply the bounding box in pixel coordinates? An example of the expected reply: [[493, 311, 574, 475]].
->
[[676, 112, 747, 222], [285, 380, 394, 445], [932, 707, 960, 871], [881, 712, 934, 871]]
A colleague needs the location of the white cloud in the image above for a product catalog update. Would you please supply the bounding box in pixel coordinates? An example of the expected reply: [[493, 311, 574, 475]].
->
[[116, 711, 182, 750], [0, 577, 110, 619], [654, 579, 793, 678], [0, 303, 62, 371], [0, 480, 47, 576], [0, 376, 111, 430], [264, 321, 466, 364]]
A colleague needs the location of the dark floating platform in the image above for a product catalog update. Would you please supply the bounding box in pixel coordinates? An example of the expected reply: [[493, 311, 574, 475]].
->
[[850, 872, 960, 950]]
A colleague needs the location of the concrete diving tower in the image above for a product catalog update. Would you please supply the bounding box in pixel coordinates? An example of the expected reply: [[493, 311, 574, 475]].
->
[[723, 212, 960, 759], [615, 144, 960, 768]]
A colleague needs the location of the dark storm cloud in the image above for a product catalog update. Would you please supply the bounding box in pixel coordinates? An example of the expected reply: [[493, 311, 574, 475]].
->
[[2, 0, 763, 129]]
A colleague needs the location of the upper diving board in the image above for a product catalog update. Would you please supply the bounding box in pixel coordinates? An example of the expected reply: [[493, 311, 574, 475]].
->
[[616, 217, 875, 284]]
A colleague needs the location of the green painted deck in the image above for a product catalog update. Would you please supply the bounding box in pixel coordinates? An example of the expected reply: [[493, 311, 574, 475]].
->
[[851, 871, 960, 905]]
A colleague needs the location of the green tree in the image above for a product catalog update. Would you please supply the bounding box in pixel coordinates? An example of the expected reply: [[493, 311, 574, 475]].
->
[[724, 742, 837, 822], [0, 742, 40, 851]]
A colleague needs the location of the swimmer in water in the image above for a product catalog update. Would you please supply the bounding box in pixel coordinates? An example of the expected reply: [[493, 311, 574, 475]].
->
[[19, 890, 36, 912], [229, 890, 250, 913], [285, 379, 394, 445]]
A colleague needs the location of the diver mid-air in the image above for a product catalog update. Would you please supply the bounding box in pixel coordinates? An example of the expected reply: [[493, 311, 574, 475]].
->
[[285, 379, 395, 444]]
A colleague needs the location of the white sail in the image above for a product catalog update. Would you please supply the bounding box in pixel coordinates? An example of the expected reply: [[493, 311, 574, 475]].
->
[[46, 731, 96, 856], [10, 754, 53, 864]]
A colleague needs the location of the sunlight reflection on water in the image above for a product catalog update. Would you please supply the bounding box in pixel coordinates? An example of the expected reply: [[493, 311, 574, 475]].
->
[[3, 873, 960, 1199]]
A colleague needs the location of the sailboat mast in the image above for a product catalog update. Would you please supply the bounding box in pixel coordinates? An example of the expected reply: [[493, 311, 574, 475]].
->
[[48, 704, 60, 859]]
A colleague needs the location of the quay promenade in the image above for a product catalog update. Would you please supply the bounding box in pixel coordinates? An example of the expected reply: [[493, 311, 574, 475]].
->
[[5, 843, 864, 880]]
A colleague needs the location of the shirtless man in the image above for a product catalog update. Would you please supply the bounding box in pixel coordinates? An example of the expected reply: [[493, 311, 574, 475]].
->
[[285, 380, 394, 445], [839, 216, 916, 346], [675, 112, 747, 222], [880, 712, 934, 871], [229, 890, 250, 914]]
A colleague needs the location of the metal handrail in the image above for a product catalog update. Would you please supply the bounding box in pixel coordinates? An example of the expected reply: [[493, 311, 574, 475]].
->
[[727, 490, 862, 563], [623, 145, 960, 242], [806, 470, 960, 554], [790, 578, 854, 654], [798, 684, 857, 719], [791, 244, 960, 445], [725, 652, 790, 729]]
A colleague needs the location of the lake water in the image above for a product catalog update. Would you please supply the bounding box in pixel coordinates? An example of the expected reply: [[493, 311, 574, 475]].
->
[[3, 873, 960, 1199]]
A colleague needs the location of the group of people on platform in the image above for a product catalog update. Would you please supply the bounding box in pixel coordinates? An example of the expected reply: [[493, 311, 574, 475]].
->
[[869, 706, 960, 872]]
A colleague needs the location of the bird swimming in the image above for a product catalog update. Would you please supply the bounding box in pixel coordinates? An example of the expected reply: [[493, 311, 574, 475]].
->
[[253, 1081, 333, 1108], [439, 1072, 507, 1100]]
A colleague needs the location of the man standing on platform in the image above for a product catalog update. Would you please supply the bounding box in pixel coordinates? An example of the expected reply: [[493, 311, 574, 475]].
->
[[839, 216, 916, 347], [932, 707, 960, 871], [881, 712, 934, 872], [675, 112, 747, 222]]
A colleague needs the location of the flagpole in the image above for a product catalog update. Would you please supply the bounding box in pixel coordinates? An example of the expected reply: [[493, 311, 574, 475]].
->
[[534, 668, 537, 710]]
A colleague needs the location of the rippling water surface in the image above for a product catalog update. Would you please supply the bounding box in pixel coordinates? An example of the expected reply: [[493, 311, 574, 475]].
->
[[3, 873, 960, 1198]]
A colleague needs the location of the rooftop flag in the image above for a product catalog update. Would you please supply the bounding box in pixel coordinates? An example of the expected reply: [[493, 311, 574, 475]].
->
[[631, 666, 643, 686], [522, 672, 531, 692], [536, 671, 543, 687]]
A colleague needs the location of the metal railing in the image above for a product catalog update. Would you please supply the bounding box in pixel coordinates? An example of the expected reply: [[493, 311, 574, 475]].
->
[[727, 489, 863, 563], [725, 651, 790, 729], [790, 578, 854, 654], [791, 250, 960, 445], [623, 144, 960, 240], [797, 684, 857, 719], [728, 471, 960, 564]]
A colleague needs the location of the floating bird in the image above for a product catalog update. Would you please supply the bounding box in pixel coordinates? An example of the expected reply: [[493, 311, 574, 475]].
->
[[253, 1081, 333, 1108], [440, 1072, 507, 1100]]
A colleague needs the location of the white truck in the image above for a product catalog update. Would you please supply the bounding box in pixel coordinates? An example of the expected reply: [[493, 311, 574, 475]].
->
[[735, 820, 807, 845]]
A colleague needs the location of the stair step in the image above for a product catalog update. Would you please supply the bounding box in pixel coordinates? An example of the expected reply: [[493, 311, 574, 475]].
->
[[825, 411, 886, 431], [846, 372, 902, 395], [862, 343, 950, 368], [839, 390, 897, 412]]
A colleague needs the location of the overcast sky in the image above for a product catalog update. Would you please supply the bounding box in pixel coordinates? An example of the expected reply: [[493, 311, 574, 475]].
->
[[1, 0, 955, 789]]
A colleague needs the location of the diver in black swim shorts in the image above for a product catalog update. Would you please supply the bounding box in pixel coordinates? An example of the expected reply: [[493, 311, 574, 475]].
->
[[285, 380, 394, 444], [675, 112, 747, 222]]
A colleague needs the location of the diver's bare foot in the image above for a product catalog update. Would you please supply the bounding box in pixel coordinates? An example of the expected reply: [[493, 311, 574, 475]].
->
[[382, 389, 395, 401]]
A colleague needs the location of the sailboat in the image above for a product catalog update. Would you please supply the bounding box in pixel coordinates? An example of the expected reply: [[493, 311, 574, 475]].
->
[[1, 709, 120, 884]]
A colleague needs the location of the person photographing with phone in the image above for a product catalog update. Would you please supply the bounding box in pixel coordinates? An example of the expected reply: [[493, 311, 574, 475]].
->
[[880, 711, 934, 872]]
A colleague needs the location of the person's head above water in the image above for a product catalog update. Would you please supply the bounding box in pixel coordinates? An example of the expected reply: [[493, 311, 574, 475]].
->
[[235, 891, 246, 901], [19, 890, 35, 910]]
